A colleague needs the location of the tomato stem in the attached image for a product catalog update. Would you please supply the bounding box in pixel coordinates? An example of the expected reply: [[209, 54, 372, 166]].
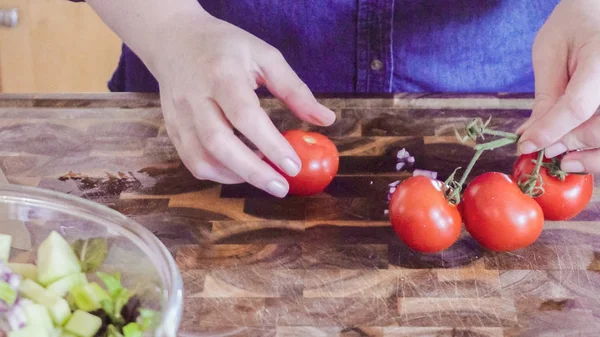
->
[[443, 167, 463, 204], [445, 148, 483, 204], [457, 148, 484, 188], [541, 156, 568, 181], [518, 149, 546, 197], [446, 118, 522, 204], [481, 129, 519, 140], [450, 136, 516, 197], [454, 117, 519, 143], [473, 137, 518, 151], [534, 149, 544, 174]]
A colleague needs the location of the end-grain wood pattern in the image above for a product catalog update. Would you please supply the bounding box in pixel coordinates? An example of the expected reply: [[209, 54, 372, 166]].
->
[[2, 93, 600, 337]]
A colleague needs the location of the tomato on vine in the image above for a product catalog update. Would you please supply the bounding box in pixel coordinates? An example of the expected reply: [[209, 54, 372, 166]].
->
[[387, 117, 590, 254], [461, 172, 544, 252], [512, 152, 593, 221], [449, 118, 545, 251], [388, 175, 462, 253]]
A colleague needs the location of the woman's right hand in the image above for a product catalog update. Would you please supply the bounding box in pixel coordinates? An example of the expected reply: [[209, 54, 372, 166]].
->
[[87, 0, 336, 197]]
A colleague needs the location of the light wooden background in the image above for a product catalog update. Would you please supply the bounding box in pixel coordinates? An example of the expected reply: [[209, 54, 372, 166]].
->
[[0, 0, 121, 93]]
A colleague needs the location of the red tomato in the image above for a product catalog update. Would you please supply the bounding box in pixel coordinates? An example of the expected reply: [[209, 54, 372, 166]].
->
[[388, 176, 462, 253], [512, 153, 593, 221], [462, 172, 544, 252], [457, 201, 465, 219], [270, 130, 339, 196]]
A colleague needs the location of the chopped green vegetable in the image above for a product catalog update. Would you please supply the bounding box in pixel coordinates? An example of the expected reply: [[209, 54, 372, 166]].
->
[[20, 279, 72, 325], [66, 292, 77, 311], [137, 309, 158, 330], [0, 280, 16, 305], [106, 324, 124, 337], [64, 310, 102, 337], [122, 322, 143, 337], [47, 272, 88, 298], [23, 302, 54, 335], [71, 238, 108, 273], [113, 288, 131, 319], [8, 325, 49, 337], [0, 234, 12, 262], [37, 231, 82, 286], [96, 272, 122, 296], [60, 332, 78, 337], [70, 283, 110, 312], [4, 230, 158, 337], [97, 272, 131, 323], [7, 263, 37, 281], [101, 298, 119, 325]]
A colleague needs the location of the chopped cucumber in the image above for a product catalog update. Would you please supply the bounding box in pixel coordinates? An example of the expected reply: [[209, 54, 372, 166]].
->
[[0, 233, 12, 261], [47, 273, 88, 298], [63, 310, 102, 337], [23, 302, 54, 334], [61, 332, 78, 337], [8, 325, 50, 337], [8, 231, 156, 337], [70, 283, 109, 312], [66, 292, 77, 312], [19, 279, 72, 326], [0, 280, 16, 305], [37, 231, 81, 286], [7, 263, 37, 281]]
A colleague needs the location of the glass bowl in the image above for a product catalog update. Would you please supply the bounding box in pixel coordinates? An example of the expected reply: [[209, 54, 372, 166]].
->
[[0, 183, 183, 337]]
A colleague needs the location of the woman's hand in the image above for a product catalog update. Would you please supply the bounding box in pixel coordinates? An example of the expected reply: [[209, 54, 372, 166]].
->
[[87, 0, 336, 197], [517, 0, 600, 173]]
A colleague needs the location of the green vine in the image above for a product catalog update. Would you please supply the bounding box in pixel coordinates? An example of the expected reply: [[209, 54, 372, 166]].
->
[[445, 117, 546, 204]]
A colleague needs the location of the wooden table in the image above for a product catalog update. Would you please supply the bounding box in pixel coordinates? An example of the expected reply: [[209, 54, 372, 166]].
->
[[1, 93, 600, 337]]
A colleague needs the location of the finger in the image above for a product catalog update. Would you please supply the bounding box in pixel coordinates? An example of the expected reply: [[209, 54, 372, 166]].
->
[[178, 126, 245, 184], [560, 148, 600, 173], [214, 78, 302, 177], [163, 94, 244, 184], [515, 31, 568, 135], [193, 98, 290, 198], [545, 114, 600, 158], [258, 49, 336, 126], [516, 93, 563, 135], [518, 50, 600, 154]]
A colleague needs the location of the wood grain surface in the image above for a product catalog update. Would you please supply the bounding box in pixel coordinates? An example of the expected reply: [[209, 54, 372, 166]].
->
[[1, 93, 600, 337]]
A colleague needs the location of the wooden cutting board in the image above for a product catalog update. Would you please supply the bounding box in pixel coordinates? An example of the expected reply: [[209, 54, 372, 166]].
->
[[0, 93, 599, 337]]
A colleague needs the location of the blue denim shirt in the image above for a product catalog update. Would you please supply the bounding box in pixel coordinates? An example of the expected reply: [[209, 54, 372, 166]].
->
[[73, 0, 561, 93]]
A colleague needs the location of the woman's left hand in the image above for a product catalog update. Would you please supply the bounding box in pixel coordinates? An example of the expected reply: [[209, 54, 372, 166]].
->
[[517, 0, 600, 173]]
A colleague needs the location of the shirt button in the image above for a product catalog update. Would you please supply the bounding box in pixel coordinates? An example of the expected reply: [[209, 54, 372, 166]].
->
[[370, 59, 383, 71]]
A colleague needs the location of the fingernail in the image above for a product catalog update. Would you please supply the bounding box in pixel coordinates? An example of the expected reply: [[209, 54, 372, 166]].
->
[[518, 141, 538, 154], [281, 157, 301, 176], [266, 180, 288, 198], [561, 160, 585, 173], [309, 113, 335, 126], [311, 106, 336, 126], [544, 143, 567, 158], [322, 111, 336, 125]]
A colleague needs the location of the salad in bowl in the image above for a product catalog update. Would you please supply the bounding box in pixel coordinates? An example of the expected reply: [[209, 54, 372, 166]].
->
[[0, 184, 183, 337]]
